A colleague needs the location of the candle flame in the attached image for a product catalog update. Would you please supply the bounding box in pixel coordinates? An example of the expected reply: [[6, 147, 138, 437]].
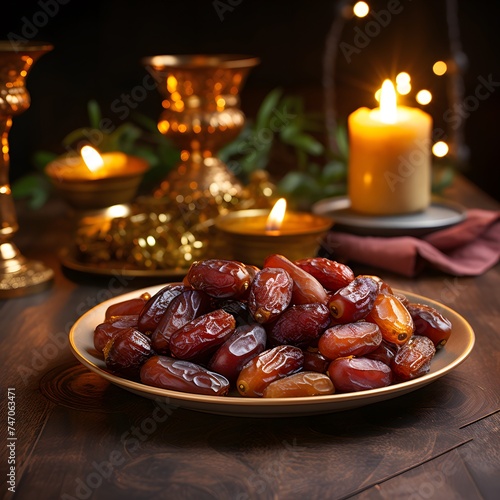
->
[[266, 198, 287, 232], [379, 80, 397, 124], [81, 146, 104, 173]]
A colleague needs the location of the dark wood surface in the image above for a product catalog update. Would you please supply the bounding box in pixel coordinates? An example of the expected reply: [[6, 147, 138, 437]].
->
[[1, 176, 499, 500]]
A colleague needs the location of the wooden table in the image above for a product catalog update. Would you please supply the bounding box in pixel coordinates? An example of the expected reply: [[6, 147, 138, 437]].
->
[[1, 176, 499, 500]]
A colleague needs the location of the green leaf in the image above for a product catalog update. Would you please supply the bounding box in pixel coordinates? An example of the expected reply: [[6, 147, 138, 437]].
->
[[11, 174, 51, 209], [255, 88, 283, 131], [432, 164, 455, 193], [282, 132, 324, 156], [62, 127, 95, 147], [32, 150, 58, 171], [132, 112, 162, 134], [321, 160, 347, 183], [335, 123, 349, 160], [278, 171, 311, 193], [87, 100, 102, 129]]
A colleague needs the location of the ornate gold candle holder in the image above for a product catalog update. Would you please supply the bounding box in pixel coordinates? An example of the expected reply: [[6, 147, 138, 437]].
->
[[0, 41, 54, 298], [143, 54, 259, 206]]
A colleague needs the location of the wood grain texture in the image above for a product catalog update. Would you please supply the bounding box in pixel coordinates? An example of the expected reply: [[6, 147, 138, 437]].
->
[[1, 175, 499, 500]]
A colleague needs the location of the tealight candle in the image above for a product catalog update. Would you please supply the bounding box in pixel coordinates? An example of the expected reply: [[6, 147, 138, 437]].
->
[[348, 80, 432, 215], [215, 198, 333, 266], [45, 146, 148, 209]]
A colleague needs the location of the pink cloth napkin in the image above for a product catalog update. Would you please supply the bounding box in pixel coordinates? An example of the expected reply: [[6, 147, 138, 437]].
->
[[323, 209, 500, 277]]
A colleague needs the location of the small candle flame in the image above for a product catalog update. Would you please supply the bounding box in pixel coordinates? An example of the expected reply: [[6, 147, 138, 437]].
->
[[81, 146, 104, 173], [379, 79, 397, 124], [266, 198, 287, 232]]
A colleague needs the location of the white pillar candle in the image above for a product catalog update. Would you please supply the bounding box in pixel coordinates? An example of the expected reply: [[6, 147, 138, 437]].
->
[[348, 80, 432, 215]]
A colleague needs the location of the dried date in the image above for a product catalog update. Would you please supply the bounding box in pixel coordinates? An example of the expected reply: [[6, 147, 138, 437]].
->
[[366, 293, 414, 345], [105, 294, 149, 320], [104, 328, 152, 377], [151, 289, 212, 354], [248, 267, 293, 324], [269, 303, 330, 347], [327, 357, 393, 392], [263, 254, 328, 305], [140, 356, 230, 396], [169, 309, 236, 362], [138, 284, 189, 333], [237, 345, 304, 397], [406, 303, 452, 349], [262, 372, 335, 397], [391, 335, 436, 381], [318, 321, 382, 360], [294, 257, 354, 292], [94, 314, 139, 353], [186, 259, 252, 299], [208, 323, 267, 383], [328, 276, 379, 323]]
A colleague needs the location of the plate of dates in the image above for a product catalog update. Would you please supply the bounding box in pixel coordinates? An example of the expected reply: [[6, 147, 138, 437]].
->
[[69, 256, 475, 417]]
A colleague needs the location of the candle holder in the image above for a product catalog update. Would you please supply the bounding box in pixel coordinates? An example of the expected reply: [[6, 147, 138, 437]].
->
[[215, 209, 333, 266], [0, 41, 54, 298], [143, 54, 259, 205], [45, 154, 149, 210]]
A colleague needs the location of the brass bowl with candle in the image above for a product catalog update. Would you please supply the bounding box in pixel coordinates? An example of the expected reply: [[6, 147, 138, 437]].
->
[[45, 148, 149, 210], [215, 199, 333, 266]]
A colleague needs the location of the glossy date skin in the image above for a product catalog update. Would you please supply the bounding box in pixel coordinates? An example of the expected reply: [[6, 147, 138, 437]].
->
[[140, 356, 230, 396], [391, 335, 436, 381], [262, 372, 335, 398], [366, 293, 414, 345], [151, 289, 212, 354], [208, 324, 267, 383], [94, 315, 139, 353], [248, 267, 293, 324], [169, 309, 236, 362], [318, 321, 382, 360], [406, 303, 452, 348], [104, 328, 153, 377], [294, 257, 354, 292], [105, 296, 149, 320], [302, 349, 330, 373], [263, 254, 328, 305], [138, 284, 189, 333], [328, 276, 379, 323], [269, 303, 330, 347], [237, 345, 304, 397], [186, 259, 252, 299], [328, 357, 393, 392]]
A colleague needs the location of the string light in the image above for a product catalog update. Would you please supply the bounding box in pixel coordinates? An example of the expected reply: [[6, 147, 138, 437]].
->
[[433, 61, 448, 76], [353, 1, 369, 18], [416, 89, 432, 105], [432, 141, 449, 157]]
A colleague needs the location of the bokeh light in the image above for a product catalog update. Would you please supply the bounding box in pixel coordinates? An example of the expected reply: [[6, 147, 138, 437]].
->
[[432, 141, 449, 157], [397, 82, 412, 95], [416, 89, 432, 105], [433, 61, 447, 76], [396, 72, 411, 86], [353, 1, 369, 18], [395, 72, 411, 95]]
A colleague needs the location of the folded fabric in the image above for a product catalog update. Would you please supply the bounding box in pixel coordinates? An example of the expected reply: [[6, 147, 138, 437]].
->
[[322, 209, 500, 277]]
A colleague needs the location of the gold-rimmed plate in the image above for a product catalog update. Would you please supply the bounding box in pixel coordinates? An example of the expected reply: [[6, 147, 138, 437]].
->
[[69, 285, 474, 417]]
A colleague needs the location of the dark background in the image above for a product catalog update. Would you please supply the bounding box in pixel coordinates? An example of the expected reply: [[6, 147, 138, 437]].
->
[[2, 0, 500, 200]]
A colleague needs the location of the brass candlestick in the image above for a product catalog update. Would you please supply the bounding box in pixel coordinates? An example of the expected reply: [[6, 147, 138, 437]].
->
[[0, 41, 54, 298], [143, 54, 259, 205]]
